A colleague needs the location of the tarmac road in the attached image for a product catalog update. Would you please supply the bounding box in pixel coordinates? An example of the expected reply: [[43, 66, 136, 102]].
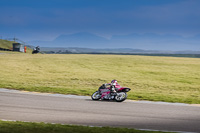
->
[[0, 88, 200, 133]]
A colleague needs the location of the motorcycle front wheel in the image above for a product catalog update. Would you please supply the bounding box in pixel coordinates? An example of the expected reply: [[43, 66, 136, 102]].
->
[[91, 91, 101, 100], [115, 92, 127, 102]]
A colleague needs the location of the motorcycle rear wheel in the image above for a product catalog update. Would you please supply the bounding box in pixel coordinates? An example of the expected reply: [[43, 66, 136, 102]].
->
[[91, 91, 101, 100], [115, 92, 127, 102]]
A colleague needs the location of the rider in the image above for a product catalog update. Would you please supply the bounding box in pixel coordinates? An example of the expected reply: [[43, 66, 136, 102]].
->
[[36, 46, 40, 52], [104, 79, 121, 93]]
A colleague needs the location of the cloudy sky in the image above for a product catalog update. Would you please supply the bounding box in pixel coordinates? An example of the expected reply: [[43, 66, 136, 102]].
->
[[0, 0, 200, 49]]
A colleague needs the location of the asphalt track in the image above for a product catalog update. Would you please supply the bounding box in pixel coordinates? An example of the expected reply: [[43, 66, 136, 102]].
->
[[0, 88, 200, 133]]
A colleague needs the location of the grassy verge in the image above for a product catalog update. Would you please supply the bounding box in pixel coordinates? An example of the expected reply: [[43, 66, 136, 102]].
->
[[0, 51, 23, 54], [0, 120, 174, 133], [0, 54, 200, 104]]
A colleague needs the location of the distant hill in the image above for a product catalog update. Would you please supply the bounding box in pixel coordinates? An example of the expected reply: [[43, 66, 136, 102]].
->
[[40, 47, 200, 58], [1, 38, 199, 56], [28, 32, 200, 51], [54, 32, 109, 48], [41, 47, 200, 55], [29, 32, 109, 48]]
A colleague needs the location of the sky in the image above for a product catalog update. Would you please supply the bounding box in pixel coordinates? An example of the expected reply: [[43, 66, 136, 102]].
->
[[0, 0, 200, 50]]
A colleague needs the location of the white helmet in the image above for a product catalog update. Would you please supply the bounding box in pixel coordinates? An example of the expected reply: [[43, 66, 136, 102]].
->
[[111, 80, 117, 86]]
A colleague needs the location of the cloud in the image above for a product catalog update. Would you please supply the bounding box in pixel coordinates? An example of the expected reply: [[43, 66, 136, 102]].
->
[[112, 0, 200, 33], [0, 0, 200, 42]]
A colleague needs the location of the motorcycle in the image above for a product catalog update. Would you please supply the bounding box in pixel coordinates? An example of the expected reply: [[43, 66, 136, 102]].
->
[[91, 84, 131, 102], [32, 46, 40, 54]]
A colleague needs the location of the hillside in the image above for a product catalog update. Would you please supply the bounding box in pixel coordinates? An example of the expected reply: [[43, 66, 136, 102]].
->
[[0, 39, 33, 53], [0, 39, 14, 50]]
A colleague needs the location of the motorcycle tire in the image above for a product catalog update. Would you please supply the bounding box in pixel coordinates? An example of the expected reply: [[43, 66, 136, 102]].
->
[[91, 91, 101, 100], [115, 92, 127, 102]]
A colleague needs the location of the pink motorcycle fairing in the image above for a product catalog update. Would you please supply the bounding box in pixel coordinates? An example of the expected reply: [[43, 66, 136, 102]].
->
[[99, 87, 131, 99], [99, 88, 110, 99], [117, 87, 131, 91]]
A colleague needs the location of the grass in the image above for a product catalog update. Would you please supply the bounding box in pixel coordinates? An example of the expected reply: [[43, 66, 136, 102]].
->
[[0, 39, 14, 50], [0, 120, 174, 133], [0, 54, 200, 104]]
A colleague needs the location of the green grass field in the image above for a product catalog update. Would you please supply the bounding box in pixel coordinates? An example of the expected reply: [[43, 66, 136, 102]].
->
[[0, 53, 200, 104], [0, 120, 173, 133], [0, 39, 14, 50]]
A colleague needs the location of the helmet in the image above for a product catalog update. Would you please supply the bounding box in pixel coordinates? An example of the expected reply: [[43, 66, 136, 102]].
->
[[111, 80, 117, 86]]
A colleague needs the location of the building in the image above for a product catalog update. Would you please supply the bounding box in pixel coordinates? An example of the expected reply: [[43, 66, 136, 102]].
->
[[13, 43, 24, 52]]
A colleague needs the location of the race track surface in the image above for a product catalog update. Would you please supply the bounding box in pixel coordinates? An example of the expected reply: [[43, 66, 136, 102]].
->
[[0, 88, 200, 133]]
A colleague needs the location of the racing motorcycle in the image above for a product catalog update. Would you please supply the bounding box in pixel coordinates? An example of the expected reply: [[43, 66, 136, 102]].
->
[[91, 84, 131, 102]]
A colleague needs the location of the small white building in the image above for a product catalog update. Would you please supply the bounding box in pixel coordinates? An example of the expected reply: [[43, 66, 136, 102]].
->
[[13, 43, 24, 52]]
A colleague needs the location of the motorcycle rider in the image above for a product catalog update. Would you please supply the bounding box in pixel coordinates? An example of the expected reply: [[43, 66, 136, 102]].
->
[[32, 46, 40, 54], [104, 80, 121, 93], [92, 79, 130, 101]]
